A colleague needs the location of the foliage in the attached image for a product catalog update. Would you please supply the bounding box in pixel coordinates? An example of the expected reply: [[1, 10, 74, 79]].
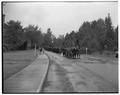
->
[[3, 20, 24, 51], [104, 14, 115, 50], [24, 25, 43, 48], [3, 14, 118, 53], [59, 14, 118, 53], [42, 28, 53, 47]]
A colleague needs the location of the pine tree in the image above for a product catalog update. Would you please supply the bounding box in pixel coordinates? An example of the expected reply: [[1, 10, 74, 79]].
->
[[105, 13, 115, 50]]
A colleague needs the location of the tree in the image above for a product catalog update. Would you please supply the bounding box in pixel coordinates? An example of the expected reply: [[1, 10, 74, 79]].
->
[[54, 35, 64, 48], [96, 18, 106, 53], [104, 13, 115, 50], [24, 25, 43, 48], [77, 21, 92, 49], [3, 20, 24, 51], [42, 28, 53, 47], [113, 26, 118, 51]]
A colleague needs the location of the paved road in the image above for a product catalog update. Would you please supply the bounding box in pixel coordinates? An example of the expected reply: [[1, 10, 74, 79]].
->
[[4, 54, 49, 93], [42, 51, 118, 92]]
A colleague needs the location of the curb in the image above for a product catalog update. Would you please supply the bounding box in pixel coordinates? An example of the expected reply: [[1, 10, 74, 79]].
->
[[36, 53, 50, 92]]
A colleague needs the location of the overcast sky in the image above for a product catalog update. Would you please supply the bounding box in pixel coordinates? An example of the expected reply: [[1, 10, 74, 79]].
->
[[3, 2, 118, 37]]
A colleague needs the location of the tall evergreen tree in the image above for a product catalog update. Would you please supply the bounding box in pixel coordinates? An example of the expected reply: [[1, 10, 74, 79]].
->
[[105, 13, 115, 50]]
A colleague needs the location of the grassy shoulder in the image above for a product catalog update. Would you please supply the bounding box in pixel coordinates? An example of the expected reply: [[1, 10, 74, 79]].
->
[[91, 51, 118, 64], [3, 50, 37, 80]]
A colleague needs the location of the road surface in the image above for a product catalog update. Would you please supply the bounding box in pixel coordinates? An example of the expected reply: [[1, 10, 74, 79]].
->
[[42, 51, 118, 92], [3, 51, 118, 93]]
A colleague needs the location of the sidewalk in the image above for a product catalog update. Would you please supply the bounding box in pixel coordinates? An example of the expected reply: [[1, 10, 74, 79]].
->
[[3, 54, 49, 93]]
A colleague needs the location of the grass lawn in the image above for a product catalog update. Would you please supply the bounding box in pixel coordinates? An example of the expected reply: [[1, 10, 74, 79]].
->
[[3, 50, 37, 80]]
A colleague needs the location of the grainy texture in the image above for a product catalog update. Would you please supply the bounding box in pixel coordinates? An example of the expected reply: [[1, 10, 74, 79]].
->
[[3, 50, 37, 80], [4, 54, 49, 93], [43, 51, 118, 92], [42, 58, 74, 92]]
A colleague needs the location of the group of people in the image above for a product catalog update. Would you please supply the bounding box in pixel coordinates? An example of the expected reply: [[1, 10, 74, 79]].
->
[[44, 47, 81, 59], [61, 48, 81, 58]]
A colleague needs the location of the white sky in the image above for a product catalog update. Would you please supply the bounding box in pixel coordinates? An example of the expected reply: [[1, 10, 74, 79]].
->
[[3, 2, 118, 37]]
